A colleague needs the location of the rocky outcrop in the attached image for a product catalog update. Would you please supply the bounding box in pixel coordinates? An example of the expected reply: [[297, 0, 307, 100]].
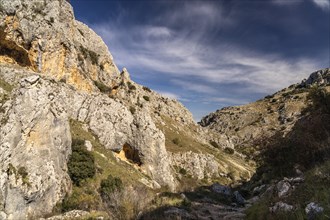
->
[[0, 74, 72, 219], [0, 66, 176, 219], [305, 202, 324, 220], [0, 0, 119, 92], [302, 68, 330, 87], [170, 151, 222, 180]]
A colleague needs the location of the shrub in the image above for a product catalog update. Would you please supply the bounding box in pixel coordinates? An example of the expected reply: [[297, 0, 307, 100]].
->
[[127, 82, 136, 91], [129, 106, 136, 115], [68, 139, 96, 186], [172, 138, 180, 145], [61, 187, 100, 212], [209, 141, 219, 148], [93, 80, 111, 93], [224, 147, 235, 155], [100, 174, 123, 200], [308, 86, 330, 113], [179, 168, 187, 175], [143, 86, 152, 92], [143, 96, 150, 101]]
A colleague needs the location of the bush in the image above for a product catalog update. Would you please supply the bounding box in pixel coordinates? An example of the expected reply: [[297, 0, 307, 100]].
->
[[179, 168, 187, 175], [308, 86, 330, 113], [129, 106, 136, 114], [127, 82, 136, 91], [100, 174, 123, 200], [61, 187, 100, 212], [93, 80, 111, 93], [143, 96, 150, 101], [143, 86, 152, 92], [209, 141, 219, 148], [172, 138, 180, 145], [224, 147, 235, 155], [68, 139, 96, 186]]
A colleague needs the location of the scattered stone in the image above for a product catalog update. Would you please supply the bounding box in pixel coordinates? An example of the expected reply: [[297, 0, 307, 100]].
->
[[211, 183, 232, 196], [269, 202, 294, 212], [305, 202, 324, 220], [25, 75, 40, 84], [164, 207, 193, 219], [253, 184, 266, 195], [276, 180, 291, 198], [43, 210, 90, 220], [85, 140, 93, 151], [233, 191, 245, 205]]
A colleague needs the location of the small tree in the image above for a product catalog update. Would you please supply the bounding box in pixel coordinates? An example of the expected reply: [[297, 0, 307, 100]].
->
[[100, 174, 123, 202], [308, 86, 330, 113], [68, 139, 96, 186]]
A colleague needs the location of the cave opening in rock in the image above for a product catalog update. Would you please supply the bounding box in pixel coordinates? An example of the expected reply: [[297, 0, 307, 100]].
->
[[122, 143, 142, 166], [0, 27, 32, 67]]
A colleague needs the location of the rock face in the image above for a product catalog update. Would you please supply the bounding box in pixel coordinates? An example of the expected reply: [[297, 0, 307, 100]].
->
[[0, 0, 119, 92], [0, 74, 72, 219], [0, 66, 177, 218], [303, 68, 330, 87]]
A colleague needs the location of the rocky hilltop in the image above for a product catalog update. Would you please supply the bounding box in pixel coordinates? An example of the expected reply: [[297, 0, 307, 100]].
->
[[200, 68, 330, 158], [0, 1, 253, 219]]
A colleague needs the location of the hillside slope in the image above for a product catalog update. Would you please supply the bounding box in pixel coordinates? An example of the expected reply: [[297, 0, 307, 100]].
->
[[200, 68, 329, 158]]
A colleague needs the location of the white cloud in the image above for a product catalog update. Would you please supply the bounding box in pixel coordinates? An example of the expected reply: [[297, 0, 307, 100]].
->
[[171, 79, 218, 94], [156, 91, 180, 100], [312, 0, 330, 10], [91, 1, 325, 109], [272, 0, 301, 5], [145, 26, 172, 38], [94, 20, 322, 96], [208, 97, 250, 105]]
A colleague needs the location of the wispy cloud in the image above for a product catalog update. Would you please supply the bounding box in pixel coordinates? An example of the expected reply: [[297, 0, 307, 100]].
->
[[171, 79, 218, 94], [89, 0, 327, 120], [272, 0, 302, 5], [312, 0, 330, 10], [156, 91, 180, 100]]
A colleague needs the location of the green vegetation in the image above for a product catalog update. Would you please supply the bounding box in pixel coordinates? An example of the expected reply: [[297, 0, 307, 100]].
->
[[172, 137, 180, 146], [143, 96, 150, 101], [246, 161, 330, 220], [143, 86, 152, 92], [209, 141, 219, 148], [18, 166, 30, 186], [179, 168, 187, 175], [129, 106, 136, 115], [68, 138, 96, 186], [127, 81, 136, 91], [6, 164, 30, 186], [60, 186, 101, 212], [245, 86, 330, 219], [224, 147, 235, 155], [56, 119, 152, 218], [0, 77, 14, 93], [93, 80, 111, 93], [308, 86, 330, 113], [100, 174, 123, 200]]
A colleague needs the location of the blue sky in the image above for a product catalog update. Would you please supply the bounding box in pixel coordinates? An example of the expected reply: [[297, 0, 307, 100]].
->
[[71, 0, 330, 121]]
